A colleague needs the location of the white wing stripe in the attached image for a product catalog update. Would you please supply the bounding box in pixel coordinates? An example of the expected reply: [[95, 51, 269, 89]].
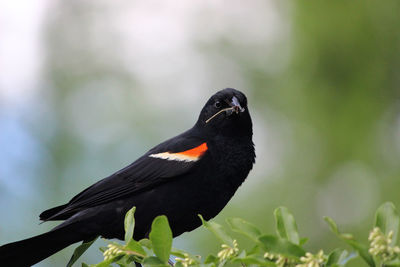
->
[[149, 152, 199, 162]]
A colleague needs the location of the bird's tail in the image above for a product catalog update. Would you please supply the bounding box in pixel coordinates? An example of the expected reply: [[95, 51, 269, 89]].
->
[[0, 225, 84, 267]]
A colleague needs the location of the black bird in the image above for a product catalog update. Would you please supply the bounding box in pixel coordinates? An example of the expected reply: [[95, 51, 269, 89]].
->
[[0, 88, 255, 266]]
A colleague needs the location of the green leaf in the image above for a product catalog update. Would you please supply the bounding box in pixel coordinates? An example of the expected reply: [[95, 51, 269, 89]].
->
[[94, 255, 124, 267], [274, 207, 300, 245], [125, 239, 146, 257], [385, 258, 400, 266], [93, 260, 111, 267], [226, 217, 261, 242], [324, 217, 354, 239], [149, 216, 172, 264], [139, 238, 152, 249], [67, 236, 98, 267], [199, 214, 233, 246], [124, 207, 136, 243], [142, 256, 169, 267], [204, 254, 219, 264], [170, 248, 188, 258], [81, 263, 90, 267], [258, 235, 305, 259], [246, 244, 262, 256], [138, 238, 153, 256], [115, 255, 136, 266], [326, 249, 357, 266], [374, 202, 400, 245], [324, 216, 375, 267], [174, 262, 184, 267], [299, 237, 309, 246], [345, 240, 374, 267], [232, 253, 276, 266], [324, 216, 340, 235]]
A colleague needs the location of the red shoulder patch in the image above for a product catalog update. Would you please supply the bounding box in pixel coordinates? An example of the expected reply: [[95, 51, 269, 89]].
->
[[175, 142, 208, 158], [149, 142, 208, 162]]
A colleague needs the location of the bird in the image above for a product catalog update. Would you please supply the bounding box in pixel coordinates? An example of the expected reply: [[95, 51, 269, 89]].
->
[[0, 88, 255, 266]]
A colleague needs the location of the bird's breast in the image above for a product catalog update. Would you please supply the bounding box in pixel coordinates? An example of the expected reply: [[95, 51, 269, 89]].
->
[[206, 136, 255, 186]]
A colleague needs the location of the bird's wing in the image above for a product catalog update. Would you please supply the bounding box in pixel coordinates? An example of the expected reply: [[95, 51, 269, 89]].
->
[[40, 134, 208, 221]]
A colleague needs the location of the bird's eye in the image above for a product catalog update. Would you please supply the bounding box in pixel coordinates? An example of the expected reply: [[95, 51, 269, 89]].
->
[[214, 101, 221, 108]]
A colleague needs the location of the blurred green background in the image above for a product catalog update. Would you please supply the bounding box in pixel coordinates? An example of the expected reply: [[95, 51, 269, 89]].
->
[[1, 1, 400, 266]]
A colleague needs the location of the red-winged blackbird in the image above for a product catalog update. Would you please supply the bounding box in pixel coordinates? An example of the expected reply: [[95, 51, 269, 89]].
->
[[0, 88, 255, 266]]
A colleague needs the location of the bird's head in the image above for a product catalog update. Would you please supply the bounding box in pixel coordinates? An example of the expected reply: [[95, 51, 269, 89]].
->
[[196, 88, 252, 138]]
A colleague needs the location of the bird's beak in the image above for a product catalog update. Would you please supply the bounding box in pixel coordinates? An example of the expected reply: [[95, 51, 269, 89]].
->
[[205, 96, 245, 124], [230, 96, 245, 114]]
